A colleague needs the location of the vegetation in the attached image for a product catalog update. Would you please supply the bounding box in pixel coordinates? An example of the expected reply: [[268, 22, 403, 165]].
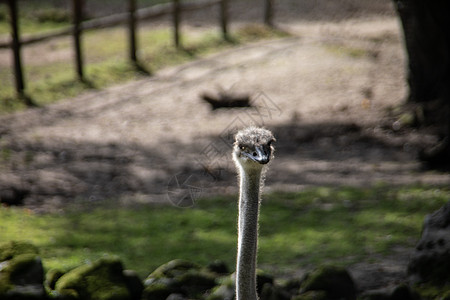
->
[[0, 0, 172, 34], [0, 185, 448, 278]]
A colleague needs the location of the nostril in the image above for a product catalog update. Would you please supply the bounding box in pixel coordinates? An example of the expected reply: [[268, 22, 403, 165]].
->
[[253, 152, 257, 156]]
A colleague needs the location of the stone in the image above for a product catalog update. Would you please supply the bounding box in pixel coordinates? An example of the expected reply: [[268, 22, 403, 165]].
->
[[358, 289, 391, 300], [207, 269, 277, 300], [299, 265, 357, 300], [148, 259, 200, 279], [45, 268, 65, 290], [0, 254, 46, 299], [391, 284, 421, 300], [0, 174, 29, 206], [0, 241, 45, 299], [260, 282, 291, 300], [206, 260, 229, 275], [166, 293, 187, 300], [123, 270, 144, 300], [207, 284, 235, 300], [408, 201, 450, 285], [0, 241, 39, 261], [443, 290, 450, 300], [0, 186, 29, 205], [359, 284, 421, 300], [412, 282, 450, 300], [143, 279, 179, 300], [144, 259, 218, 299], [206, 274, 234, 300], [281, 278, 303, 296], [256, 269, 274, 296], [176, 269, 217, 298], [55, 256, 133, 300], [292, 290, 328, 300], [4, 284, 47, 300]]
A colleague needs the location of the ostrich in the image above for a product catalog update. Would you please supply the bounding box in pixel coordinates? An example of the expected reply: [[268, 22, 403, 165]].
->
[[232, 127, 275, 300]]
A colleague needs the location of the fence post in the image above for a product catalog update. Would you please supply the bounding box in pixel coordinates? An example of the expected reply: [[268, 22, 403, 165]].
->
[[72, 0, 84, 81], [128, 0, 138, 63], [173, 0, 181, 48], [264, 0, 274, 27], [7, 0, 25, 98], [220, 0, 229, 41]]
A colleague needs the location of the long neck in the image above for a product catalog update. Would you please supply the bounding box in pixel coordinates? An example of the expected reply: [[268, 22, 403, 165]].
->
[[236, 166, 263, 300]]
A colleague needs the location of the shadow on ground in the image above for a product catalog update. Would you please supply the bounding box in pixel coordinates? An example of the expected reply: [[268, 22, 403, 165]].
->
[[1, 116, 447, 212]]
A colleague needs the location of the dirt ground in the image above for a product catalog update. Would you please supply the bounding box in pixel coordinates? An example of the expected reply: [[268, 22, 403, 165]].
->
[[1, 0, 449, 293]]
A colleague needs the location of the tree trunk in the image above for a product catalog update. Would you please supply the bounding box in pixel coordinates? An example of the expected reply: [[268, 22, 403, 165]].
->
[[393, 0, 450, 168]]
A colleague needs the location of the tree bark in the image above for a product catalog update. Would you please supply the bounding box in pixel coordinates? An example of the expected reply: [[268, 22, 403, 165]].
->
[[393, 0, 450, 168]]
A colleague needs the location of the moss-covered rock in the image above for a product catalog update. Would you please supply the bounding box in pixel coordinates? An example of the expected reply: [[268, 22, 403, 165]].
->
[[292, 290, 328, 300], [207, 284, 235, 300], [359, 284, 421, 300], [443, 290, 450, 300], [0, 241, 39, 262], [256, 269, 274, 296], [260, 282, 291, 300], [408, 250, 450, 285], [0, 253, 46, 299], [407, 201, 450, 299], [55, 256, 135, 300], [142, 279, 180, 300], [8, 254, 43, 285], [300, 265, 356, 300], [358, 291, 391, 300], [281, 278, 303, 296], [205, 274, 235, 300], [207, 269, 282, 300], [408, 201, 450, 285], [123, 270, 143, 300], [45, 268, 65, 291], [144, 259, 220, 299], [206, 260, 229, 275], [148, 259, 201, 279], [0, 241, 45, 299], [177, 269, 217, 298], [412, 282, 450, 300], [390, 284, 421, 300], [167, 293, 187, 300]]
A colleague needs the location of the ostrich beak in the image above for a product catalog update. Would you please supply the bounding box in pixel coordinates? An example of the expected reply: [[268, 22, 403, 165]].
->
[[245, 145, 271, 164]]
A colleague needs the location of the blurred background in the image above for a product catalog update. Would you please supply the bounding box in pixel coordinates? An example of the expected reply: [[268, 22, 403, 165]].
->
[[0, 0, 449, 299]]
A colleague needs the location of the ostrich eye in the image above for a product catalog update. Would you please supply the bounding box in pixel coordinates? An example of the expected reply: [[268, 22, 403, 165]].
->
[[239, 145, 246, 151]]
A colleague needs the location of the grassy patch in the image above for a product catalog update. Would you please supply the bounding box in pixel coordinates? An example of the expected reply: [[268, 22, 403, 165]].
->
[[0, 24, 287, 112], [0, 0, 171, 35], [0, 6, 69, 35], [0, 185, 448, 278], [325, 44, 369, 59]]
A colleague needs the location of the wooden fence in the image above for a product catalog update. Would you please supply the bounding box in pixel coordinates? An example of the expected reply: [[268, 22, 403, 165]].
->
[[0, 0, 275, 103]]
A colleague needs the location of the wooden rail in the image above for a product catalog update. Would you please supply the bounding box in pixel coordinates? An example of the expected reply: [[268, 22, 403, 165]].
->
[[0, 0, 223, 48], [1, 0, 274, 101]]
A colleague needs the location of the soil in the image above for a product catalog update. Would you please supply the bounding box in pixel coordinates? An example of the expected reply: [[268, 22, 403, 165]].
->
[[1, 0, 449, 294]]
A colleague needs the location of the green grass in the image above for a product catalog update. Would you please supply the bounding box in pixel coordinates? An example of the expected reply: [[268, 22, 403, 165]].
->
[[325, 44, 369, 59], [0, 1, 171, 35], [1, 185, 448, 278], [0, 24, 288, 112]]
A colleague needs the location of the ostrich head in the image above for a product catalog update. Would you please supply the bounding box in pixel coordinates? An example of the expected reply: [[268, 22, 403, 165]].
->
[[232, 127, 275, 170]]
